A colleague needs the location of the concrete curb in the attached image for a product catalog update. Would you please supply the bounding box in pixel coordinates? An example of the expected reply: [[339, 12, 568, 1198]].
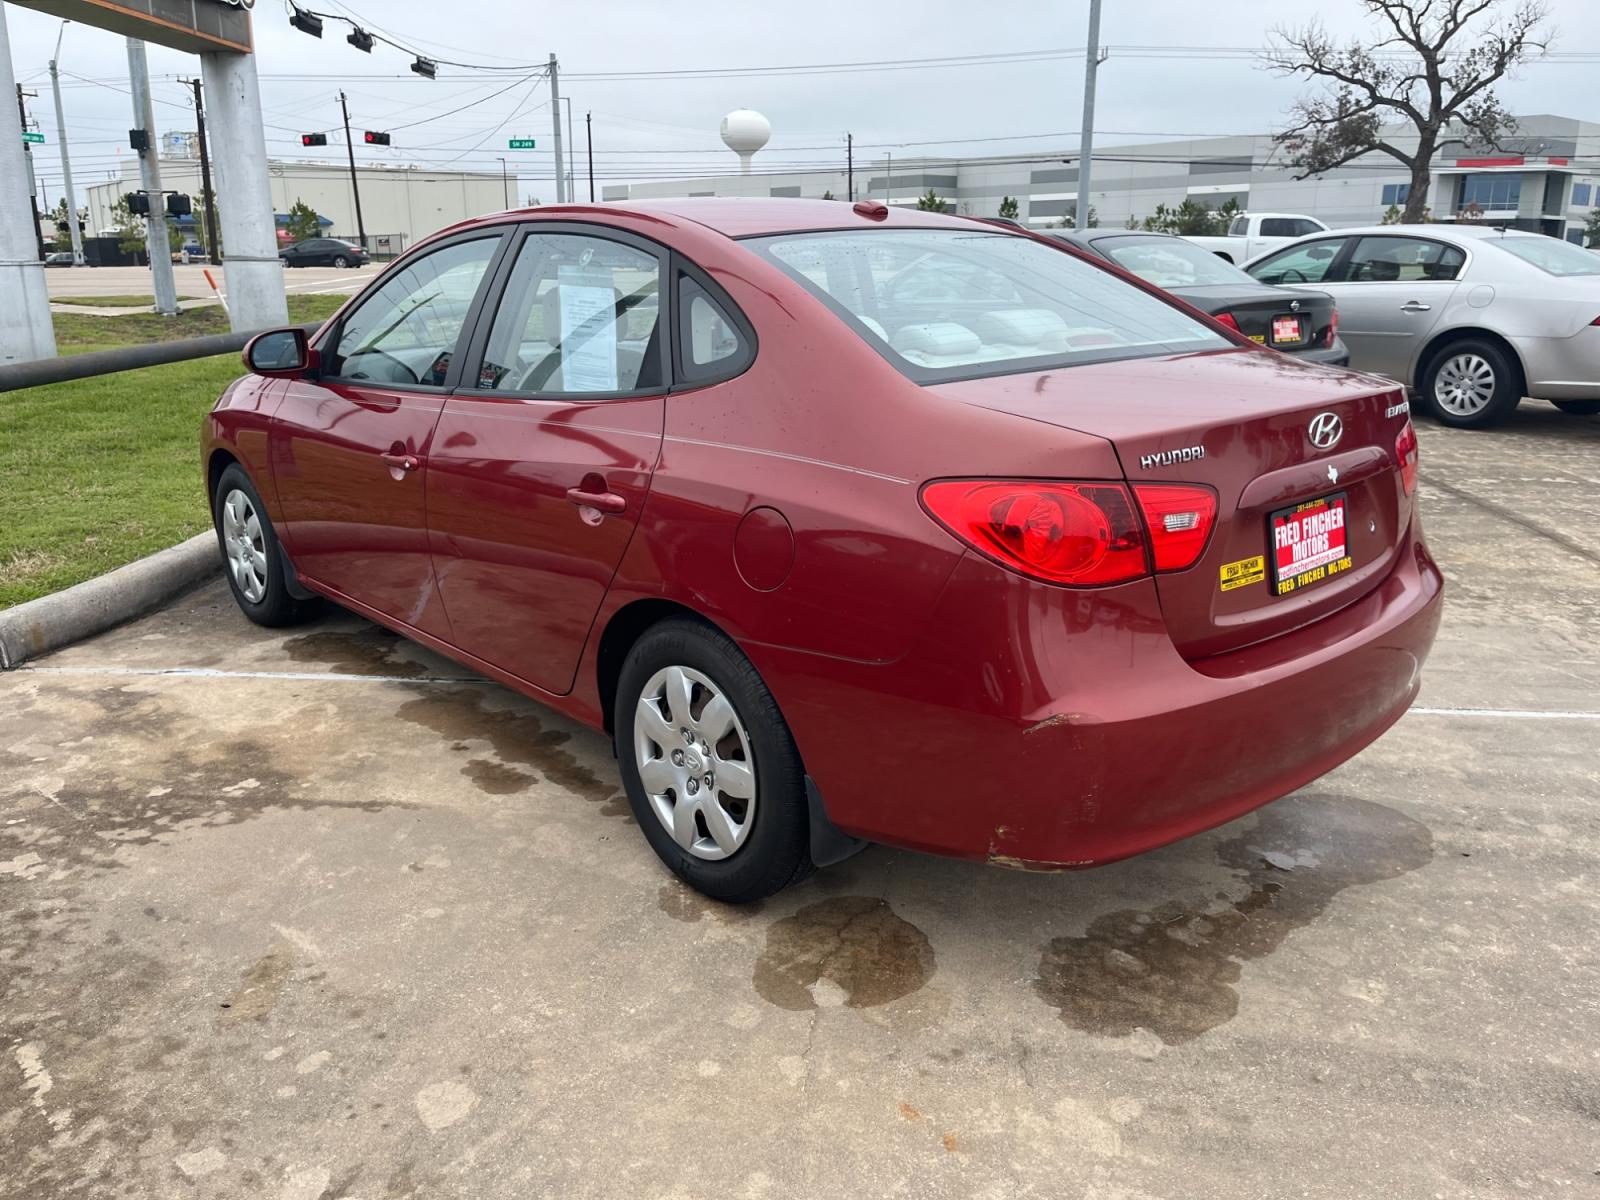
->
[[0, 533, 221, 670]]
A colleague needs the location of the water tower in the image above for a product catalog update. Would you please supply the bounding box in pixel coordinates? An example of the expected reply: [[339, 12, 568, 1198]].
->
[[720, 109, 771, 175]]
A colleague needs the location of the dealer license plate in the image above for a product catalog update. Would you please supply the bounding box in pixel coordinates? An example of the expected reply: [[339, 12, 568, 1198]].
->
[[1271, 315, 1305, 346], [1270, 492, 1352, 596]]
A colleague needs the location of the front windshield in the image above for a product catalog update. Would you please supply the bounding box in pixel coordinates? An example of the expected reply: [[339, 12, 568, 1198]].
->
[[748, 229, 1229, 383], [1090, 234, 1257, 288], [1494, 236, 1600, 277]]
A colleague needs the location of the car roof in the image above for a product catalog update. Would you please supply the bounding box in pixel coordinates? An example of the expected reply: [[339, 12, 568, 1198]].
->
[[1284, 223, 1548, 243], [446, 197, 997, 241]]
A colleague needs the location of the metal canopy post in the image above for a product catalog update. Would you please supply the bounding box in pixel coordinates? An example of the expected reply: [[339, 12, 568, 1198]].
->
[[0, 6, 55, 363]]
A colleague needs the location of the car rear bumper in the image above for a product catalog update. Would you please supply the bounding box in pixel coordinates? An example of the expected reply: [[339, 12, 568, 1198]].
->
[[1288, 338, 1350, 368], [757, 514, 1442, 868], [1513, 327, 1600, 400]]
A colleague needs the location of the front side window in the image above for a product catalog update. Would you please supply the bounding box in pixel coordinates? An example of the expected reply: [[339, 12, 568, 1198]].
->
[[475, 233, 663, 395], [1092, 235, 1256, 287], [1346, 237, 1466, 283], [1248, 238, 1349, 286], [326, 237, 499, 385], [749, 229, 1229, 382], [1493, 235, 1600, 277]]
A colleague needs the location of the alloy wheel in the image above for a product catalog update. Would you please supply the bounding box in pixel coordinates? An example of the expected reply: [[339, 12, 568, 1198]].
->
[[1434, 352, 1496, 416], [221, 488, 268, 604], [633, 665, 757, 861]]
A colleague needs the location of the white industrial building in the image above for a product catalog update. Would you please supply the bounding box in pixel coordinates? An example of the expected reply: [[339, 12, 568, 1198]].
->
[[603, 113, 1600, 244], [83, 156, 511, 256]]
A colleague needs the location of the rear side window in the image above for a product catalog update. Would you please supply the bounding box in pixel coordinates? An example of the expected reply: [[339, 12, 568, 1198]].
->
[[676, 275, 753, 384], [1346, 237, 1465, 282], [1261, 218, 1322, 238], [748, 229, 1228, 383]]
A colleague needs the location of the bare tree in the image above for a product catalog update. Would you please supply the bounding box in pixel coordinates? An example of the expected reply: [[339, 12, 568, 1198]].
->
[[1265, 1, 1552, 222]]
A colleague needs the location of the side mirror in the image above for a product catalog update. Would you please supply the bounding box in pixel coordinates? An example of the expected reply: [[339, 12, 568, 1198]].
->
[[243, 327, 317, 378]]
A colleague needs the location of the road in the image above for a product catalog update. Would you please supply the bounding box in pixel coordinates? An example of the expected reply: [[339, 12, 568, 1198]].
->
[[44, 263, 382, 303], [2, 406, 1597, 1198]]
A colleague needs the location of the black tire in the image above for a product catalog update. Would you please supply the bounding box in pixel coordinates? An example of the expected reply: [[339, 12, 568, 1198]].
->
[[614, 618, 813, 903], [332, 255, 350, 269], [1552, 399, 1600, 417], [211, 463, 317, 627], [1420, 338, 1523, 429]]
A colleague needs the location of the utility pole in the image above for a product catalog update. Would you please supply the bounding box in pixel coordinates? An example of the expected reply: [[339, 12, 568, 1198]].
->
[[547, 54, 566, 204], [339, 91, 367, 249], [564, 97, 575, 203], [188, 78, 221, 264], [847, 132, 853, 202], [586, 111, 594, 202], [1075, 0, 1106, 231], [125, 38, 179, 317], [885, 151, 892, 206], [49, 22, 85, 266], [15, 85, 44, 261], [0, 4, 56, 362]]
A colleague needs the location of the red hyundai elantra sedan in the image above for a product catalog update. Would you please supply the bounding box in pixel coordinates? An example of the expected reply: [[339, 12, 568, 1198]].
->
[[203, 198, 1442, 901]]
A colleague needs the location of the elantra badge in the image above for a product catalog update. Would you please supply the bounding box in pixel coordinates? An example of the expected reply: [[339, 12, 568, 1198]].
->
[[1308, 412, 1343, 450]]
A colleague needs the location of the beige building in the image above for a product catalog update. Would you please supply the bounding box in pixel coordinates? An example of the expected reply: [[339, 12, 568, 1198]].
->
[[84, 157, 512, 255]]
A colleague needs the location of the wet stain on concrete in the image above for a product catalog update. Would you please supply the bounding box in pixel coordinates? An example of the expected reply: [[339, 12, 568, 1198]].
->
[[283, 626, 426, 678], [657, 879, 761, 924], [1034, 793, 1433, 1044], [217, 949, 293, 1024], [752, 896, 935, 1010], [461, 759, 536, 795], [395, 688, 624, 812]]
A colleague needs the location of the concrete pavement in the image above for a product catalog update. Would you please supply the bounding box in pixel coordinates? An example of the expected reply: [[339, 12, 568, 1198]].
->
[[2, 404, 1598, 1198]]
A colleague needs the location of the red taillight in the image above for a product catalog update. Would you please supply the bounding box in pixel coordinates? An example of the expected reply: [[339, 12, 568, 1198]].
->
[[1325, 306, 1339, 348], [920, 480, 1148, 586], [1213, 311, 1241, 334], [1395, 419, 1419, 496], [1132, 484, 1219, 572]]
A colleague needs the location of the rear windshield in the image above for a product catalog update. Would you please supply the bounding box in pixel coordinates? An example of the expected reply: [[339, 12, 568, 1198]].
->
[[747, 229, 1230, 383], [1087, 234, 1256, 287], [1493, 236, 1600, 277]]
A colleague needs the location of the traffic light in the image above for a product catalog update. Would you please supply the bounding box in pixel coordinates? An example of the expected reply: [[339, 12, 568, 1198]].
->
[[347, 26, 374, 53], [128, 129, 149, 153], [125, 192, 150, 216], [289, 5, 323, 37], [166, 194, 192, 217], [302, 132, 328, 147], [364, 130, 391, 146], [410, 57, 437, 79]]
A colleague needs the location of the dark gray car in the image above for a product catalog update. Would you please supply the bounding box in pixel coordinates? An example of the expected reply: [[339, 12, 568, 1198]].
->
[[1044, 229, 1349, 367]]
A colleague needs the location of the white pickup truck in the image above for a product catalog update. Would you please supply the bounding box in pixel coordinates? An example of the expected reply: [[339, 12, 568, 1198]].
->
[[1184, 212, 1330, 264]]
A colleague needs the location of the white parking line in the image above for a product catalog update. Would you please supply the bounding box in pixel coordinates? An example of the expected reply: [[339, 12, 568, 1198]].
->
[[14, 665, 1600, 721]]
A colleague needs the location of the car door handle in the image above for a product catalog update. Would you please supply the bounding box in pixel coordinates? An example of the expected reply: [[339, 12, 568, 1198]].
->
[[1400, 301, 1432, 313], [379, 451, 420, 472], [565, 487, 626, 515]]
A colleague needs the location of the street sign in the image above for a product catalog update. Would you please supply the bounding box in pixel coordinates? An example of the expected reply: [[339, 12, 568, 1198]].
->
[[508, 138, 536, 150], [22, 132, 45, 145]]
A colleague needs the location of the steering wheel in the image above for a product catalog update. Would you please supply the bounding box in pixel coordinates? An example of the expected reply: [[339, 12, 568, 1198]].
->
[[348, 347, 421, 385], [1279, 268, 1309, 284]]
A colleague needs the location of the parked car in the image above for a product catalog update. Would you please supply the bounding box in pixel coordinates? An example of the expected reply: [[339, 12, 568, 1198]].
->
[[1247, 224, 1600, 427], [43, 251, 74, 267], [279, 237, 368, 268], [1043, 228, 1348, 366], [206, 198, 1441, 901], [1185, 212, 1329, 263]]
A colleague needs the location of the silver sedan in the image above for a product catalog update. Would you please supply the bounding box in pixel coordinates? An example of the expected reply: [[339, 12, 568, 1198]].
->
[[1246, 224, 1600, 428]]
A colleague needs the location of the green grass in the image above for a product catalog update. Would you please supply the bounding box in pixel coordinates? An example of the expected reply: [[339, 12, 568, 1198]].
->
[[52, 294, 199, 308], [1, 294, 347, 608]]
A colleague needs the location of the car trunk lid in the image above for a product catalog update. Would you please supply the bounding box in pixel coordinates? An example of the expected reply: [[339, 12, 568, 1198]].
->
[[929, 347, 1414, 658]]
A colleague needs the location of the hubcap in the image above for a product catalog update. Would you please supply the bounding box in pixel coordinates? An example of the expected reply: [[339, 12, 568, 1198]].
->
[[633, 665, 756, 861], [220, 488, 268, 604], [1435, 353, 1496, 416]]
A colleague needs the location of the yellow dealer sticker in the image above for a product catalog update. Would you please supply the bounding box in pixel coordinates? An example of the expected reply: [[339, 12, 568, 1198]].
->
[[1220, 555, 1265, 591]]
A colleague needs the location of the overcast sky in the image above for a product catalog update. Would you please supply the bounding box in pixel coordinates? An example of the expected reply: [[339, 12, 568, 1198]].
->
[[5, 0, 1597, 206]]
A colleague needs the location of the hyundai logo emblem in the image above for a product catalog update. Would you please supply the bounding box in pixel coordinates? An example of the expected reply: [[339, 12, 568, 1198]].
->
[[1308, 412, 1343, 450]]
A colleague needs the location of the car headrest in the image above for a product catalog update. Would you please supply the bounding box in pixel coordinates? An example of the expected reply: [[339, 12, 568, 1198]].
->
[[891, 322, 981, 357], [973, 309, 1070, 347], [542, 284, 623, 344]]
